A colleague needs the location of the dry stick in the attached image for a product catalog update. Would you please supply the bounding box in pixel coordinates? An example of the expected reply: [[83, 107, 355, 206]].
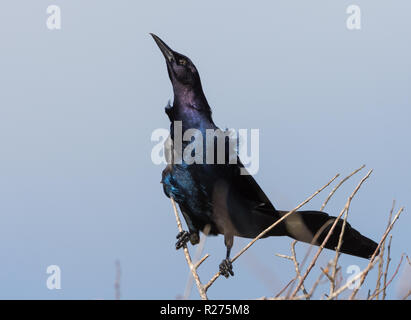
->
[[381, 235, 393, 300], [321, 268, 333, 284], [283, 218, 335, 299], [203, 173, 340, 292], [276, 271, 326, 300], [274, 277, 297, 298], [328, 207, 350, 298], [287, 219, 334, 289], [275, 241, 308, 298], [373, 201, 394, 301], [382, 201, 395, 300], [285, 220, 336, 299], [349, 206, 405, 300], [275, 253, 292, 260], [334, 267, 343, 291], [290, 241, 309, 298], [194, 254, 210, 270], [320, 165, 365, 211], [374, 238, 386, 300], [290, 169, 373, 299], [183, 224, 211, 300], [373, 201, 395, 300], [328, 257, 380, 299], [170, 197, 208, 300], [368, 253, 404, 300]]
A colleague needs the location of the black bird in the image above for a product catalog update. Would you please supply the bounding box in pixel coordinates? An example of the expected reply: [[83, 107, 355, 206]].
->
[[151, 33, 378, 278]]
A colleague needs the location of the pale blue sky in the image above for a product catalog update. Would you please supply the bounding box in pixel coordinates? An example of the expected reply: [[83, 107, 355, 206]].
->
[[0, 1, 410, 299]]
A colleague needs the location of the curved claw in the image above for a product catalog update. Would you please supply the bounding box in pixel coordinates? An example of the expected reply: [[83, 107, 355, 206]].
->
[[175, 231, 190, 250], [219, 258, 234, 278]]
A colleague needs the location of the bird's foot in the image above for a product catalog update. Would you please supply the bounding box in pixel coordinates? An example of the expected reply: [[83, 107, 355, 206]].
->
[[175, 231, 190, 250], [219, 258, 234, 278]]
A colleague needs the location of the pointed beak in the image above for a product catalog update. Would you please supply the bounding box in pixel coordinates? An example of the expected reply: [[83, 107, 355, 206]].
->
[[150, 33, 175, 64]]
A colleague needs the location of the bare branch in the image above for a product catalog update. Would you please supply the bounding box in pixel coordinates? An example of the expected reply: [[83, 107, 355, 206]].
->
[[183, 224, 211, 299], [328, 206, 350, 298], [194, 254, 210, 270], [380, 235, 392, 299], [170, 197, 208, 300], [328, 258, 380, 300], [373, 237, 386, 300], [349, 206, 405, 300], [276, 241, 308, 297], [368, 253, 404, 300], [381, 202, 395, 299], [320, 165, 365, 211], [274, 277, 297, 298], [275, 253, 293, 260], [290, 241, 309, 298]]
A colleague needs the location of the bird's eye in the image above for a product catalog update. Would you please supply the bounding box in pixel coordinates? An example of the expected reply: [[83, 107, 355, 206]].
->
[[179, 59, 187, 66]]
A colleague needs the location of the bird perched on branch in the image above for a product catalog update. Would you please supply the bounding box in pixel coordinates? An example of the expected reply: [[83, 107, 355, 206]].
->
[[151, 33, 378, 278]]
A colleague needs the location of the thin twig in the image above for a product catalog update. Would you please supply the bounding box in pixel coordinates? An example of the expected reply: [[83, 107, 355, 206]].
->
[[276, 241, 308, 298], [382, 201, 396, 299], [380, 235, 392, 299], [374, 238, 385, 299], [368, 254, 404, 300], [289, 219, 334, 285], [373, 202, 395, 299], [320, 165, 365, 211], [382, 235, 392, 299], [322, 265, 334, 283], [194, 254, 210, 270], [290, 241, 309, 298], [287, 270, 326, 300], [275, 253, 292, 260], [170, 197, 208, 300], [328, 258, 380, 300], [349, 206, 405, 300], [183, 224, 211, 299], [274, 277, 297, 298], [328, 206, 350, 298]]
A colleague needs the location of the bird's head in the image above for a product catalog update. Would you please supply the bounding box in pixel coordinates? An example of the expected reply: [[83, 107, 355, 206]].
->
[[151, 33, 202, 93], [151, 33, 212, 123]]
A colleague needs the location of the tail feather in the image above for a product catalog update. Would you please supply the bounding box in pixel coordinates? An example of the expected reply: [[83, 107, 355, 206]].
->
[[275, 210, 378, 259]]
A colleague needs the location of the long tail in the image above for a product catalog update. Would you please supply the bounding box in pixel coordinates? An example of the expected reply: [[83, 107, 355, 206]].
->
[[273, 210, 378, 259]]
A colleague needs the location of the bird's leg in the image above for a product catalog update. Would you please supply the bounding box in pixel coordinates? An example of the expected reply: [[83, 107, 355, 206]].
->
[[175, 231, 190, 249], [219, 235, 234, 278], [175, 231, 199, 249], [219, 247, 234, 278]]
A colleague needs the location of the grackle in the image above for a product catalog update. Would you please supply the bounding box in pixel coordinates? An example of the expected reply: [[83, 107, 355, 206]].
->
[[151, 33, 378, 278]]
